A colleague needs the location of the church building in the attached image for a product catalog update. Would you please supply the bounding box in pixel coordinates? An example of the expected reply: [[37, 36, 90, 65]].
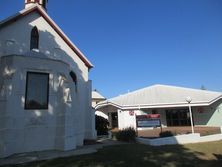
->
[[0, 0, 96, 158]]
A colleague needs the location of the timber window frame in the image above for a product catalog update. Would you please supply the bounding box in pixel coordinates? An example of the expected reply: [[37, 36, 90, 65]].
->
[[25, 72, 49, 110]]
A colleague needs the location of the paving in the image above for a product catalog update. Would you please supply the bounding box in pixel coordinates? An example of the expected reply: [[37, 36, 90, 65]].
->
[[0, 138, 123, 166]]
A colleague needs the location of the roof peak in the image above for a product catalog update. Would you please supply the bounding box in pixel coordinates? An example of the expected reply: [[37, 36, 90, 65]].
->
[[104, 84, 222, 109], [113, 84, 221, 99], [151, 84, 221, 93], [92, 90, 106, 100]]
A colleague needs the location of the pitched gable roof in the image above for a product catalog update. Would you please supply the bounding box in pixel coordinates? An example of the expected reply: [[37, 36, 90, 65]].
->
[[96, 84, 222, 110], [0, 4, 93, 69], [92, 90, 106, 100]]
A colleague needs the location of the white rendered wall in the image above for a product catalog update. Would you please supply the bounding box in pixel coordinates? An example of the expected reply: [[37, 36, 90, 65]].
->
[[0, 10, 95, 155], [118, 110, 146, 129], [0, 12, 89, 81], [84, 80, 97, 139], [117, 104, 222, 130], [0, 54, 91, 158], [193, 99, 222, 127], [93, 98, 107, 120], [117, 109, 167, 130]]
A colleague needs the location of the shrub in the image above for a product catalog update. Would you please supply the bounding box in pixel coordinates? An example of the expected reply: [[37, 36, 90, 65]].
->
[[159, 131, 175, 138], [96, 115, 109, 136], [115, 127, 136, 142]]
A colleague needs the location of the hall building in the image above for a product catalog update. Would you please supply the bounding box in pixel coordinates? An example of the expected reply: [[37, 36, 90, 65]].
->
[[96, 84, 222, 129]]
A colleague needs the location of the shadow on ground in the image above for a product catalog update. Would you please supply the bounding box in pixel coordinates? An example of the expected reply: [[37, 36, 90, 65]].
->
[[2, 141, 222, 167]]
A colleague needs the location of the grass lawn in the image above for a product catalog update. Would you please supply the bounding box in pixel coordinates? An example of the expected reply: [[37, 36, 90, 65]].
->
[[4, 140, 222, 167]]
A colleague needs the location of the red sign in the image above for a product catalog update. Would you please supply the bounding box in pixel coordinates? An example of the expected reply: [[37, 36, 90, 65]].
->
[[147, 114, 160, 119], [129, 110, 134, 116], [136, 114, 160, 120]]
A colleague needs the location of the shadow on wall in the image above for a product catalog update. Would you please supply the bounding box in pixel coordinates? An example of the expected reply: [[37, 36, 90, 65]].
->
[[0, 23, 92, 155], [0, 22, 86, 79], [0, 22, 88, 114]]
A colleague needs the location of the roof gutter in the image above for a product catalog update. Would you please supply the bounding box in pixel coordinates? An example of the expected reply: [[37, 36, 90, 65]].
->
[[96, 96, 222, 111]]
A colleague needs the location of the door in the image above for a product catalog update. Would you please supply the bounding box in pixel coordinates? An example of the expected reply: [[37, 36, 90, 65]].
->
[[111, 112, 118, 128]]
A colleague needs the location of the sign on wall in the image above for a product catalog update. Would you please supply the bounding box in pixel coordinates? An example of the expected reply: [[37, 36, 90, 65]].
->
[[129, 110, 134, 116], [136, 114, 161, 128]]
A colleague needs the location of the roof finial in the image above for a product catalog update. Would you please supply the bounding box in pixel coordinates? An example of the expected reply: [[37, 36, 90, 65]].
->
[[25, 0, 48, 10]]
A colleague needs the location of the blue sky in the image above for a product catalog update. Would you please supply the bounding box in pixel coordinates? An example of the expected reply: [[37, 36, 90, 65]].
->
[[1, 0, 222, 98]]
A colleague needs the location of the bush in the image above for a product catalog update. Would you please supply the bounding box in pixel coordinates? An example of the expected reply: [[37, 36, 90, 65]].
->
[[115, 127, 136, 142], [96, 115, 109, 136], [159, 131, 175, 138]]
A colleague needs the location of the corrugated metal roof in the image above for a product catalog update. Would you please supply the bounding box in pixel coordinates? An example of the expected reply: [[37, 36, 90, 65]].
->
[[97, 85, 222, 109], [92, 90, 106, 100]]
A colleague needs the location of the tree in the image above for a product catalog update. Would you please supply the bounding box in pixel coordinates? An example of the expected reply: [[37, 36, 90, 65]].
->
[[200, 85, 207, 90], [96, 115, 109, 135]]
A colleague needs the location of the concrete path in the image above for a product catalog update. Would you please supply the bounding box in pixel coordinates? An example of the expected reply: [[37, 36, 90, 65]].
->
[[0, 138, 124, 166]]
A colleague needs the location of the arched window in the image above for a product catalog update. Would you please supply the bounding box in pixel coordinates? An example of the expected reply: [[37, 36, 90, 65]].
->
[[30, 26, 39, 50], [70, 71, 77, 91], [70, 71, 77, 85]]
